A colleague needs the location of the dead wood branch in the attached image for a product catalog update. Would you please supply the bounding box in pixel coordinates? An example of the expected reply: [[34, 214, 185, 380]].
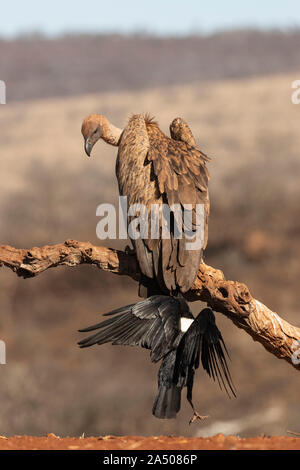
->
[[0, 238, 299, 371]]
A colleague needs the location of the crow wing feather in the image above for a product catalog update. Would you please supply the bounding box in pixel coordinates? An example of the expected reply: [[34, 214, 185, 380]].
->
[[174, 308, 236, 399], [78, 296, 187, 363]]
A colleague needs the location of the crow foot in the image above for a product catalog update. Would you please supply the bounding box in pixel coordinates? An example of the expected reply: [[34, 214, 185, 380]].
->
[[189, 411, 209, 425]]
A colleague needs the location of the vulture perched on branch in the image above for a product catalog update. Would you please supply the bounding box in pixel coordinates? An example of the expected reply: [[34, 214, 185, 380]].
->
[[80, 113, 234, 421], [81, 113, 210, 294]]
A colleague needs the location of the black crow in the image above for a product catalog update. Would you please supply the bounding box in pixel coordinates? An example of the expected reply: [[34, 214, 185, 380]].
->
[[78, 295, 235, 422]]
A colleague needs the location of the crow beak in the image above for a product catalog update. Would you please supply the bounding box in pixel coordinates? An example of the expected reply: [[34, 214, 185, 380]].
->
[[84, 138, 93, 157]]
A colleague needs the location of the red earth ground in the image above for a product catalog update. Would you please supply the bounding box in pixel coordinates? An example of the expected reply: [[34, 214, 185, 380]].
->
[[0, 434, 299, 450]]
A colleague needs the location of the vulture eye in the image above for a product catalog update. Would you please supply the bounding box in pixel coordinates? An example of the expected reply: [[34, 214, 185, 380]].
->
[[93, 128, 98, 135]]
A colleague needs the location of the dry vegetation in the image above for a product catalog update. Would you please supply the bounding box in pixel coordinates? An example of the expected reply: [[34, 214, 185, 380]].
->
[[1, 30, 300, 102], [0, 32, 299, 438]]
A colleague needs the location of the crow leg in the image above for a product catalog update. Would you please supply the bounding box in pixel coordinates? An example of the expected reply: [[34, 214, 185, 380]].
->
[[187, 372, 208, 425]]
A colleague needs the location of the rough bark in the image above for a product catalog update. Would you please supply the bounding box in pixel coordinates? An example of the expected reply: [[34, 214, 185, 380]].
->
[[0, 239, 299, 371]]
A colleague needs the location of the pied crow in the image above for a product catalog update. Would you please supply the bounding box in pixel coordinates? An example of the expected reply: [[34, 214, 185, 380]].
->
[[78, 295, 235, 422]]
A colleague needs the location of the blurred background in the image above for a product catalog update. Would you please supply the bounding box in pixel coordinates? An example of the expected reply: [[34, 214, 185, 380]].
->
[[0, 0, 299, 438]]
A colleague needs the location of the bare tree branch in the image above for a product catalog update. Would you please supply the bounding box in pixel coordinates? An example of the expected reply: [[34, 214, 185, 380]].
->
[[0, 239, 299, 371]]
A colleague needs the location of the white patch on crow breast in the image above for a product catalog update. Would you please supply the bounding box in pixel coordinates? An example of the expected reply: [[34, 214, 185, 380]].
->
[[180, 317, 194, 332]]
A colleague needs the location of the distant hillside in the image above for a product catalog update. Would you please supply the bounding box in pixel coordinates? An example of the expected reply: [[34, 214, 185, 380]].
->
[[1, 29, 300, 102]]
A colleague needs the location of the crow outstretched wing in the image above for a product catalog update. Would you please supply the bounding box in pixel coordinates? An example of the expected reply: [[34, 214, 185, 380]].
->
[[78, 296, 191, 363], [78, 300, 235, 420], [174, 308, 236, 401]]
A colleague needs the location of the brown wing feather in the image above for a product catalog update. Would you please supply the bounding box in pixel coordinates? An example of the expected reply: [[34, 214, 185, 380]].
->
[[146, 119, 210, 292], [116, 114, 210, 293], [116, 114, 155, 279], [170, 117, 198, 147]]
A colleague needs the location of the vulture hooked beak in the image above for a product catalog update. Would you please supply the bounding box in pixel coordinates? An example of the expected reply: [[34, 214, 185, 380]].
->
[[84, 126, 102, 157], [84, 138, 93, 157]]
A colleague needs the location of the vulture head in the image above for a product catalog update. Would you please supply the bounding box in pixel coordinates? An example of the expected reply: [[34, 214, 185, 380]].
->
[[81, 114, 122, 156]]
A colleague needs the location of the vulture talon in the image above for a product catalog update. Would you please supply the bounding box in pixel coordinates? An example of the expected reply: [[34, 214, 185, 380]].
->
[[125, 245, 135, 255]]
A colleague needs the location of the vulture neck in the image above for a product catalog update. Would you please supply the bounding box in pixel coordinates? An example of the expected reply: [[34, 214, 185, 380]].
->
[[98, 115, 123, 147]]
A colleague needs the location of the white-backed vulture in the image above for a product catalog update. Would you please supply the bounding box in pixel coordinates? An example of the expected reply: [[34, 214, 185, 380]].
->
[[81, 114, 210, 295]]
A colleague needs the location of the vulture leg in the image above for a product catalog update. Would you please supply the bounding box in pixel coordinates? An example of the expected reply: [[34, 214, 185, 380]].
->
[[124, 244, 136, 255]]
